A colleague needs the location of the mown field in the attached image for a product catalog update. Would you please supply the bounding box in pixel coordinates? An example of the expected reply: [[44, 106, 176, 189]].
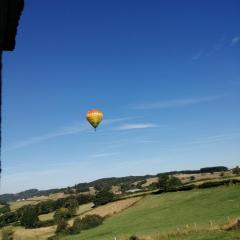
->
[[63, 185, 240, 240]]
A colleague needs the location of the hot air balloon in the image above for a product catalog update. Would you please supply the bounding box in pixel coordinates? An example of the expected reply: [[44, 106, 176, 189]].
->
[[86, 109, 103, 131]]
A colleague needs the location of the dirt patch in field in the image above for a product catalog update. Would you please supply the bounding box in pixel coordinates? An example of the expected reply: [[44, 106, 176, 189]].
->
[[142, 177, 158, 187], [82, 196, 143, 218], [12, 226, 55, 240]]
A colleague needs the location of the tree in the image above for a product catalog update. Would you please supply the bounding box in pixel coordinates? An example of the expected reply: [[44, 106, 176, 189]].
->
[[54, 208, 71, 224], [55, 219, 68, 235], [81, 214, 103, 230], [158, 174, 170, 191], [168, 176, 182, 188], [20, 206, 39, 228], [94, 189, 114, 206], [158, 174, 182, 192], [0, 205, 10, 215], [233, 166, 240, 175], [68, 218, 81, 234], [64, 198, 79, 217], [190, 176, 195, 181]]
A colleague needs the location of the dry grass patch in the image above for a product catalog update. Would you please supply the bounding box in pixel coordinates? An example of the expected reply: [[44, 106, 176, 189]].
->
[[142, 178, 159, 187], [82, 196, 143, 218], [0, 226, 56, 240], [9, 200, 40, 211]]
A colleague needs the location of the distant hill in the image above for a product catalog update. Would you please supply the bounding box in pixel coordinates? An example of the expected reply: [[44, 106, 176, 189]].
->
[[0, 166, 229, 202]]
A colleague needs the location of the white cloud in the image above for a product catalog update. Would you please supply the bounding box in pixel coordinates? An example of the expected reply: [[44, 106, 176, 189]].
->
[[231, 36, 240, 46], [4, 122, 89, 152], [130, 96, 221, 110], [116, 123, 158, 130], [192, 52, 202, 60], [90, 152, 120, 158], [4, 117, 132, 152]]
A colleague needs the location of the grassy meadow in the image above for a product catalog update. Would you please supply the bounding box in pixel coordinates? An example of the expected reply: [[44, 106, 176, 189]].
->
[[63, 185, 240, 240]]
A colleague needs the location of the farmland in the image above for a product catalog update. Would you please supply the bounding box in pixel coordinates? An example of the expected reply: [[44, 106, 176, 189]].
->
[[63, 185, 240, 240]]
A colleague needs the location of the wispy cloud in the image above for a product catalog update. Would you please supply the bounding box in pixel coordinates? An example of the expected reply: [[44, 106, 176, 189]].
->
[[4, 122, 89, 152], [102, 117, 136, 125], [89, 152, 120, 158], [206, 38, 225, 56], [231, 36, 240, 46], [116, 123, 158, 130], [191, 36, 240, 60], [192, 51, 202, 60], [130, 96, 221, 110], [4, 117, 132, 152]]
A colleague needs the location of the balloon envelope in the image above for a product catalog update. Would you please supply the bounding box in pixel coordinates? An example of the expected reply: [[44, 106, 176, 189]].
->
[[86, 109, 103, 129]]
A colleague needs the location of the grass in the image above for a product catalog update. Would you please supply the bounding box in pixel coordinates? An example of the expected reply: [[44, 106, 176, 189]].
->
[[169, 231, 240, 240], [63, 185, 240, 240], [9, 200, 40, 211], [0, 226, 55, 240], [39, 212, 55, 221]]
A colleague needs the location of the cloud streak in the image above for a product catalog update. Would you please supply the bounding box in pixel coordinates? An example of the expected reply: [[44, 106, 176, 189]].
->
[[231, 36, 240, 46], [4, 118, 132, 152], [116, 123, 158, 130], [90, 152, 120, 158], [4, 122, 89, 152], [130, 96, 221, 110], [192, 51, 202, 60]]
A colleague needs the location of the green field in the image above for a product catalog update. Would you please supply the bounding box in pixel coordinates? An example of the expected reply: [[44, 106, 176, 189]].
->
[[64, 185, 240, 240]]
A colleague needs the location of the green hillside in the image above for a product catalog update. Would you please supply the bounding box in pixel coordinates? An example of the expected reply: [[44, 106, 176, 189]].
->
[[64, 185, 240, 240]]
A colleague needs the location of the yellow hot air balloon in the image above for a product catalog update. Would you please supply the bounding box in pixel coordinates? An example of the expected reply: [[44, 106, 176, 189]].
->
[[86, 109, 103, 131]]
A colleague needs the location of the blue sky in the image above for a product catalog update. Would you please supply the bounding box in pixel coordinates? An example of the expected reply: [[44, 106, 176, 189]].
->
[[2, 0, 240, 193]]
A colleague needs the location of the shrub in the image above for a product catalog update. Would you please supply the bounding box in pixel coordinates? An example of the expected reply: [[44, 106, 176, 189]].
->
[[232, 166, 240, 175], [1, 227, 14, 240], [55, 219, 68, 234], [37, 219, 55, 227], [148, 182, 159, 191], [20, 206, 39, 228], [0, 205, 10, 215], [64, 198, 79, 216], [81, 214, 103, 230], [68, 218, 81, 234], [54, 208, 71, 224], [198, 181, 224, 189], [190, 176, 195, 181], [177, 184, 195, 191], [158, 174, 182, 192], [94, 189, 114, 206], [129, 235, 139, 240], [47, 235, 61, 240]]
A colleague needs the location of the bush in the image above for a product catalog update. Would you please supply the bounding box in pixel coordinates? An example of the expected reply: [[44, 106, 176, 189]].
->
[[232, 166, 240, 175], [148, 182, 159, 191], [64, 198, 79, 216], [68, 218, 81, 234], [94, 189, 114, 206], [129, 235, 139, 240], [47, 235, 61, 240], [190, 176, 195, 181], [37, 219, 55, 227], [198, 181, 224, 189], [158, 174, 182, 192], [81, 214, 103, 230], [0, 205, 10, 215], [20, 206, 39, 228], [177, 184, 195, 191], [54, 208, 71, 224], [2, 227, 14, 240], [55, 219, 68, 234]]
